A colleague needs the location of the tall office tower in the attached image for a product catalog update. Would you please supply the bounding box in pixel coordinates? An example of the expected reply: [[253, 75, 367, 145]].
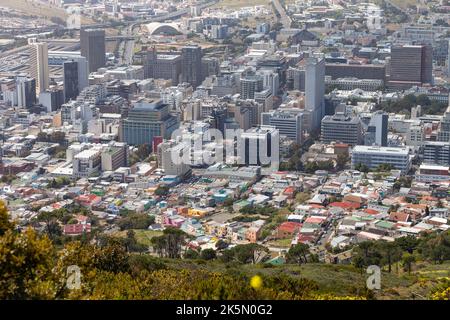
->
[[80, 28, 106, 73], [365, 111, 388, 147], [257, 69, 280, 96], [287, 67, 305, 91], [39, 88, 64, 112], [321, 112, 363, 146], [63, 57, 88, 102], [389, 45, 433, 88], [142, 46, 157, 79], [153, 54, 182, 85], [121, 100, 179, 146], [305, 57, 325, 132], [438, 106, 450, 142], [28, 38, 49, 94], [181, 45, 203, 88], [201, 57, 220, 80], [16, 77, 36, 108], [235, 99, 264, 128], [261, 109, 304, 144], [240, 126, 279, 166], [240, 75, 264, 99], [63, 61, 79, 102]]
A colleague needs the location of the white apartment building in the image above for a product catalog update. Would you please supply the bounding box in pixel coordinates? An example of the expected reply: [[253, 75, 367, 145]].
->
[[351, 145, 411, 173]]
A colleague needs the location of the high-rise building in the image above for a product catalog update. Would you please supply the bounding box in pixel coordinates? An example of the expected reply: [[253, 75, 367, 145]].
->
[[28, 38, 49, 94], [157, 140, 191, 178], [321, 112, 363, 146], [64, 61, 79, 102], [101, 142, 128, 171], [153, 54, 182, 85], [364, 111, 388, 147], [438, 106, 450, 142], [201, 57, 220, 80], [121, 100, 179, 146], [422, 141, 450, 166], [240, 126, 279, 166], [305, 57, 325, 132], [240, 75, 264, 100], [39, 87, 64, 112], [80, 28, 106, 73], [235, 99, 264, 128], [388, 45, 433, 89], [16, 77, 36, 108], [72, 148, 102, 178], [261, 109, 304, 144], [181, 45, 203, 88], [141, 47, 182, 84]]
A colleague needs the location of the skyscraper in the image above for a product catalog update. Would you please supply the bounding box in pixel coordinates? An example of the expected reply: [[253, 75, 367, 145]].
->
[[305, 57, 325, 132], [64, 61, 79, 102], [80, 28, 106, 73], [321, 112, 363, 146], [261, 109, 304, 144], [388, 45, 433, 89], [16, 77, 36, 108], [28, 38, 49, 94], [121, 100, 179, 146], [364, 111, 388, 147], [240, 75, 264, 100], [63, 57, 89, 102], [181, 45, 203, 88]]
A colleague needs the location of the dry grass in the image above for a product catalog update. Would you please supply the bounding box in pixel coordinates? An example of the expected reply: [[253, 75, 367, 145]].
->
[[0, 0, 93, 24], [212, 0, 271, 9]]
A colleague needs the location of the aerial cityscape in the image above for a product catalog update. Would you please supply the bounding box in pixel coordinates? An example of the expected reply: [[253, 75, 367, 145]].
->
[[0, 0, 450, 302]]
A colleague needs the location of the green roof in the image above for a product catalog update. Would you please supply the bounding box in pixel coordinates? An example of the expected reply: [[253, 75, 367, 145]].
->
[[375, 220, 395, 229]]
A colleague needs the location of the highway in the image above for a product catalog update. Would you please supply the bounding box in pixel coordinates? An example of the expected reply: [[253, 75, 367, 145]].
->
[[272, 0, 292, 29], [118, 24, 136, 65]]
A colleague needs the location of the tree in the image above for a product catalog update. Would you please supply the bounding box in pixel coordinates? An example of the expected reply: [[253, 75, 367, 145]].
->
[[229, 243, 269, 264], [401, 253, 415, 274], [287, 243, 310, 265], [378, 241, 402, 273], [215, 239, 229, 250], [395, 235, 418, 254], [0, 224, 58, 299], [304, 161, 319, 173], [352, 241, 382, 267], [184, 248, 200, 259], [36, 211, 63, 242], [295, 192, 310, 204], [136, 144, 151, 160], [117, 213, 155, 230], [336, 153, 349, 170], [0, 201, 14, 236], [154, 185, 170, 196], [375, 163, 394, 172], [151, 228, 188, 259], [200, 248, 217, 260], [354, 163, 370, 173]]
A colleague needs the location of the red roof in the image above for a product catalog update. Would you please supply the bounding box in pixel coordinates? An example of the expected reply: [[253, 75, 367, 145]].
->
[[278, 222, 302, 234], [297, 234, 316, 244], [364, 208, 379, 215], [329, 201, 360, 209], [63, 223, 91, 235], [389, 212, 410, 223], [305, 217, 325, 224], [284, 186, 296, 194], [77, 194, 101, 204]]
